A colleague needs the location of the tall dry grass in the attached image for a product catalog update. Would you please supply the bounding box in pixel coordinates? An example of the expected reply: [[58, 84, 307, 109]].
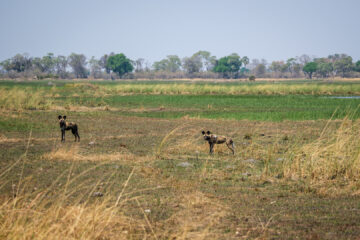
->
[[0, 194, 139, 239], [0, 87, 54, 111], [283, 117, 360, 184], [63, 82, 360, 96], [106, 83, 360, 95]]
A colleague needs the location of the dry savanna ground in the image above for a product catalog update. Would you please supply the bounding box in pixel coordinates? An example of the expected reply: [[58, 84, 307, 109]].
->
[[1, 110, 360, 239], [1, 80, 360, 239]]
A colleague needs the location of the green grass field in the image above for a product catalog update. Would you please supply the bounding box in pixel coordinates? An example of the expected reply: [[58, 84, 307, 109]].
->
[[1, 80, 360, 121], [1, 80, 360, 239]]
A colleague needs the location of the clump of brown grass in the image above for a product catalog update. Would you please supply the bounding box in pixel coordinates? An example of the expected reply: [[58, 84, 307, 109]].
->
[[42, 146, 153, 163], [160, 191, 227, 239], [283, 117, 360, 187], [0, 194, 139, 239], [0, 87, 53, 111]]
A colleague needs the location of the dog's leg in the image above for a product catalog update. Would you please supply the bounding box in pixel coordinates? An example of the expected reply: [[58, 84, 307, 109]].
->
[[71, 129, 77, 142], [76, 132, 80, 142], [61, 130, 65, 142], [209, 143, 214, 154]]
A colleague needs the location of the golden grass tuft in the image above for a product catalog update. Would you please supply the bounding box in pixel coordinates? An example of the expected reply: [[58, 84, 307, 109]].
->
[[42, 146, 153, 163], [284, 117, 360, 185], [161, 191, 227, 239], [0, 87, 54, 111], [0, 195, 138, 240]]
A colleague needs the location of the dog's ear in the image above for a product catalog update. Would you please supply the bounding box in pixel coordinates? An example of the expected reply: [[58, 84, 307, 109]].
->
[[63, 116, 67, 120], [206, 131, 211, 135], [58, 115, 62, 120], [201, 131, 205, 135]]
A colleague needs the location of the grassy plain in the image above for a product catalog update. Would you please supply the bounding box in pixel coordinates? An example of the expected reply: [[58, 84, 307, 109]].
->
[[1, 80, 360, 239]]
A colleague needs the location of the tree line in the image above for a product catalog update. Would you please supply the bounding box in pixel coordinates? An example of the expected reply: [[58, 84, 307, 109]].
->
[[1, 51, 359, 80]]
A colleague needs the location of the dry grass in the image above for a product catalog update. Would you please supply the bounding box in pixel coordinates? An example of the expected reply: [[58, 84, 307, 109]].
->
[[0, 195, 138, 240], [0, 187, 228, 240], [160, 191, 227, 239], [102, 83, 360, 95], [0, 87, 54, 111], [2, 111, 360, 238], [42, 146, 153, 163], [283, 117, 360, 194]]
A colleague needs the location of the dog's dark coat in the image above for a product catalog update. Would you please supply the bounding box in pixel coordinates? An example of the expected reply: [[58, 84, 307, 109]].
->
[[58, 115, 80, 142]]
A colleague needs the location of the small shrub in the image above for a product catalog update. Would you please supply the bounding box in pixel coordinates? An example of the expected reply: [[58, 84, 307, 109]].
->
[[249, 75, 256, 81]]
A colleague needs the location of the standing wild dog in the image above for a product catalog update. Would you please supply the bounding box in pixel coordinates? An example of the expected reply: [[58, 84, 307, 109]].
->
[[58, 115, 80, 142], [202, 130, 235, 155]]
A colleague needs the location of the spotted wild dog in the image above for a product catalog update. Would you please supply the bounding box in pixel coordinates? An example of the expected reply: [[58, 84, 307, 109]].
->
[[58, 115, 80, 142], [202, 130, 235, 155]]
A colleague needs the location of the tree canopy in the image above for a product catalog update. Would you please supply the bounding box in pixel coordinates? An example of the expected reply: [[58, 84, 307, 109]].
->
[[213, 53, 242, 78], [106, 53, 133, 77], [303, 62, 318, 79]]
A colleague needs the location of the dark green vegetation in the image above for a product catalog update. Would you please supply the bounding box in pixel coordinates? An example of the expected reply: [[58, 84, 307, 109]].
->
[[106, 53, 133, 77], [303, 62, 318, 79], [213, 53, 242, 78]]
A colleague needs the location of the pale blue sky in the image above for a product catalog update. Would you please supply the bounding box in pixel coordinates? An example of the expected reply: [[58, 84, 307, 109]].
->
[[0, 0, 359, 63]]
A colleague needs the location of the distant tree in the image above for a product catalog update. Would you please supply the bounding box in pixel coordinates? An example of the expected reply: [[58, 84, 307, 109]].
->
[[99, 53, 114, 74], [5, 53, 33, 72], [333, 56, 353, 77], [213, 53, 242, 78], [241, 56, 250, 69], [41, 53, 56, 74], [297, 54, 312, 65], [134, 58, 145, 72], [303, 62, 318, 79], [54, 55, 68, 78], [286, 58, 297, 74], [153, 55, 181, 72], [166, 55, 182, 72], [314, 58, 333, 78], [317, 62, 333, 78], [89, 57, 102, 78], [106, 53, 133, 78], [354, 60, 360, 72], [293, 63, 302, 77], [269, 61, 283, 73], [328, 53, 348, 62], [68, 53, 88, 78], [153, 59, 168, 71], [182, 55, 202, 74], [192, 51, 217, 71], [0, 59, 13, 72], [253, 64, 266, 77], [31, 57, 44, 73]]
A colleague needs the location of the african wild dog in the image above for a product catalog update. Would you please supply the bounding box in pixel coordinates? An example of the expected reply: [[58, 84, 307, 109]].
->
[[58, 115, 80, 142], [202, 130, 235, 155]]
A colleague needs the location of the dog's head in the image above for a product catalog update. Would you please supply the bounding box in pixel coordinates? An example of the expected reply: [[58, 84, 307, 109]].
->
[[58, 115, 67, 128], [202, 130, 211, 141]]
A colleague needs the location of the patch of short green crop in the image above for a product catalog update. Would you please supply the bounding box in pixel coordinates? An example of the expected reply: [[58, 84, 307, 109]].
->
[[0, 118, 36, 132], [103, 94, 360, 121]]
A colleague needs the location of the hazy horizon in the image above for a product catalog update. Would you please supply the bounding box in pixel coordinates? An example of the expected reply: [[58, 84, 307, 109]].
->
[[1, 0, 359, 63]]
